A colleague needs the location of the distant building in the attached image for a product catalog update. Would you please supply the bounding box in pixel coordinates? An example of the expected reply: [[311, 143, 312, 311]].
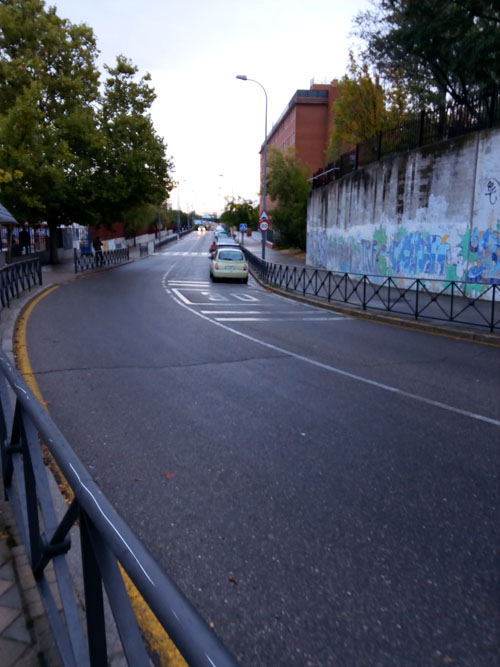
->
[[259, 79, 340, 211]]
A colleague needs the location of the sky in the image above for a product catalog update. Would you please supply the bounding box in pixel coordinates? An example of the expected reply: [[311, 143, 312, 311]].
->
[[50, 0, 371, 215]]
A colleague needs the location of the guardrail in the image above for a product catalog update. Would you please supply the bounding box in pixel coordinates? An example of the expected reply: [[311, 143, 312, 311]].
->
[[243, 249, 499, 333], [0, 257, 42, 308], [0, 349, 238, 666], [74, 248, 130, 274]]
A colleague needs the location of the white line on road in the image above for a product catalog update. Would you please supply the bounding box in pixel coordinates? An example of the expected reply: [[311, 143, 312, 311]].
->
[[214, 316, 348, 322], [162, 269, 500, 428]]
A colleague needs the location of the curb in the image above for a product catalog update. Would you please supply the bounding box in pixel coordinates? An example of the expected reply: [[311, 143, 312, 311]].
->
[[248, 270, 500, 347]]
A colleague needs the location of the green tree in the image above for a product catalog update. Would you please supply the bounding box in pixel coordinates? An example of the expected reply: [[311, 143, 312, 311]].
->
[[95, 56, 174, 227], [328, 53, 410, 160], [355, 0, 500, 107], [267, 148, 311, 250], [0, 0, 101, 259], [220, 196, 258, 230], [0, 1, 174, 262]]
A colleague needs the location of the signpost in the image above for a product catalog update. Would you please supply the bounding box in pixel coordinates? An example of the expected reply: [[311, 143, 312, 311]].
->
[[259, 212, 269, 258]]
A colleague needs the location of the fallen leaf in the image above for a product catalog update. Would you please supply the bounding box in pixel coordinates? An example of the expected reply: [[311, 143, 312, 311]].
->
[[228, 577, 238, 585], [165, 472, 175, 479]]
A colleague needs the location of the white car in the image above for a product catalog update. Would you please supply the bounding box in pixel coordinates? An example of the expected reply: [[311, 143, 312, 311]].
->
[[210, 247, 248, 283]]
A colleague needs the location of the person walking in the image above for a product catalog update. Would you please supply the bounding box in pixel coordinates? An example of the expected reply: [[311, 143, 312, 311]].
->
[[93, 235, 103, 267], [19, 223, 31, 255]]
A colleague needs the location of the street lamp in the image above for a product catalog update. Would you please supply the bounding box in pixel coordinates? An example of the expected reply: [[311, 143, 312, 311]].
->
[[236, 74, 268, 260]]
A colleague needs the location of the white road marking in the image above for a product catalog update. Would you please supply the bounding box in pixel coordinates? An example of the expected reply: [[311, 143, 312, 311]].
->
[[162, 251, 205, 256], [163, 270, 500, 428], [214, 316, 348, 322]]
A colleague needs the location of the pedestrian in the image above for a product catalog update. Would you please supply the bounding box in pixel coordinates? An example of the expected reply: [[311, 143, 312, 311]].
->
[[93, 235, 103, 267], [19, 223, 31, 255]]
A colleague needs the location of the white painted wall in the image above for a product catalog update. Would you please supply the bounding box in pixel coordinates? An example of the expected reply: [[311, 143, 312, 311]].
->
[[307, 128, 500, 288]]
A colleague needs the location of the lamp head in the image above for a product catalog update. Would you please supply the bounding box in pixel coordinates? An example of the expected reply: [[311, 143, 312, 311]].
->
[[236, 74, 247, 80]]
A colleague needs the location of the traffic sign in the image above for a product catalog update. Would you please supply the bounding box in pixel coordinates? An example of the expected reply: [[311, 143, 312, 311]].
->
[[259, 211, 269, 222], [259, 220, 269, 232], [239, 223, 247, 231]]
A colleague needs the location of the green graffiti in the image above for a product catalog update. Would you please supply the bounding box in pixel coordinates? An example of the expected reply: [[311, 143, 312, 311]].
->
[[394, 226, 409, 241], [378, 256, 388, 275], [445, 264, 459, 281], [373, 226, 387, 246]]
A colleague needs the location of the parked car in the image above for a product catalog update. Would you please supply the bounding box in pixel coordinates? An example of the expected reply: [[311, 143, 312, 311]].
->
[[209, 238, 239, 258], [210, 247, 248, 283]]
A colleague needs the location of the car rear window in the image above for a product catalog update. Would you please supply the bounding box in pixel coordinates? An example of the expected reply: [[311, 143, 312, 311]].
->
[[218, 250, 244, 261]]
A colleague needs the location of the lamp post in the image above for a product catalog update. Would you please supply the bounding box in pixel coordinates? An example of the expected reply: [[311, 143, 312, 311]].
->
[[236, 74, 268, 260]]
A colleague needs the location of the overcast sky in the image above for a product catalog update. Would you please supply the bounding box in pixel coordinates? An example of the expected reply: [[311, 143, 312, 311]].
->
[[50, 0, 370, 215]]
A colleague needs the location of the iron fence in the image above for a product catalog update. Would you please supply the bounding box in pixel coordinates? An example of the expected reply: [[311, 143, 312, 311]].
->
[[312, 85, 500, 187], [0, 350, 238, 666], [243, 249, 499, 333], [0, 257, 42, 308], [74, 247, 130, 274]]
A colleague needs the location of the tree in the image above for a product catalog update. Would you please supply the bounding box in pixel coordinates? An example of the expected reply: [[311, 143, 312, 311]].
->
[[95, 56, 174, 227], [0, 1, 174, 262], [267, 148, 311, 250], [220, 197, 258, 231], [328, 53, 410, 160], [355, 0, 500, 108], [0, 0, 102, 261]]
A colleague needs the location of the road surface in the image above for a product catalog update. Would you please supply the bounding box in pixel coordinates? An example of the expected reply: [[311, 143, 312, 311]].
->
[[25, 232, 500, 666]]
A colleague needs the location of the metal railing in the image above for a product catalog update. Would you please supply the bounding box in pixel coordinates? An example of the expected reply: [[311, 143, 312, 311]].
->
[[312, 85, 500, 188], [74, 248, 130, 274], [243, 250, 499, 333], [0, 257, 42, 308], [0, 350, 238, 666]]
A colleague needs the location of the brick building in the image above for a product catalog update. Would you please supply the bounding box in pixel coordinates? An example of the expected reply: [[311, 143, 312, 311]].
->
[[260, 79, 339, 211]]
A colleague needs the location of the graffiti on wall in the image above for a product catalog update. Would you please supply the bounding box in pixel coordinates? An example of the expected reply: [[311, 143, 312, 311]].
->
[[308, 222, 500, 284]]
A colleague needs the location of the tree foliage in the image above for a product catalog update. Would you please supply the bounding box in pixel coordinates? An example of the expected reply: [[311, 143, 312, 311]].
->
[[328, 53, 410, 159], [220, 196, 258, 230], [96, 56, 173, 227], [355, 0, 500, 107], [0, 0, 173, 260], [267, 148, 311, 250]]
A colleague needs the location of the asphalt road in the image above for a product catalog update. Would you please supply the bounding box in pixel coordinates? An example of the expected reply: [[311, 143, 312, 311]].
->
[[25, 232, 500, 666]]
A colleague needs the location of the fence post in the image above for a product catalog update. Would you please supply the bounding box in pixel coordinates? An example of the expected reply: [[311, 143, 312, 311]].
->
[[415, 280, 419, 319], [362, 275, 366, 310], [491, 284, 496, 333]]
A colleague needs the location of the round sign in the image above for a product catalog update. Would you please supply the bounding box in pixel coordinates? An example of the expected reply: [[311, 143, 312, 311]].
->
[[259, 220, 269, 232]]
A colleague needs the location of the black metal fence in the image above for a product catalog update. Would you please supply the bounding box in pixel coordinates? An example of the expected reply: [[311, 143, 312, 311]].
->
[[0, 348, 238, 666], [243, 250, 499, 333], [74, 247, 130, 274], [312, 86, 500, 187], [0, 256, 42, 308]]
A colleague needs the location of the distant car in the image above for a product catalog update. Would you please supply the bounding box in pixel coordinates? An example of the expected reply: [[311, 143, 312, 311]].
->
[[210, 247, 248, 283], [209, 238, 239, 258]]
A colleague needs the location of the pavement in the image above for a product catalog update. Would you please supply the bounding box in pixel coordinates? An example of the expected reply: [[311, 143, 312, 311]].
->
[[0, 232, 499, 667]]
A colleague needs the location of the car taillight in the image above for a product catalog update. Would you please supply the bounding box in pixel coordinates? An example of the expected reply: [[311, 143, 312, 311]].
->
[[244, 264, 248, 270], [215, 262, 219, 269]]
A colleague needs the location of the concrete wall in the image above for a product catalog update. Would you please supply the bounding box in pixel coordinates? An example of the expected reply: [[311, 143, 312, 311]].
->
[[307, 128, 500, 288]]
